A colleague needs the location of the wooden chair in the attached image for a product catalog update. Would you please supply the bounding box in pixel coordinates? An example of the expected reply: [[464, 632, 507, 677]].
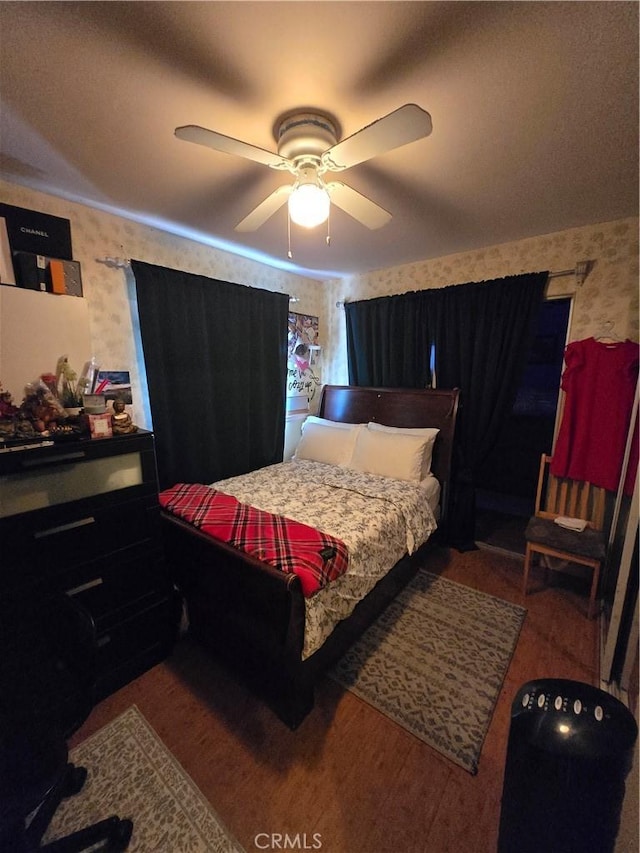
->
[[522, 454, 606, 618]]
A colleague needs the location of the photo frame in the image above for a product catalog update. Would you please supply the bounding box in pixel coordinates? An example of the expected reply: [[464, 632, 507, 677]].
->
[[94, 370, 132, 404]]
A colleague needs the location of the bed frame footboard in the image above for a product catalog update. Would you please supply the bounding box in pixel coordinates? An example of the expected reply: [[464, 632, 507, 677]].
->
[[163, 511, 433, 728], [162, 511, 314, 727]]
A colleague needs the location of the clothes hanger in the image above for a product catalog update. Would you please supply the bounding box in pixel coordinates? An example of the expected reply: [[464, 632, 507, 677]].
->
[[595, 319, 623, 344]]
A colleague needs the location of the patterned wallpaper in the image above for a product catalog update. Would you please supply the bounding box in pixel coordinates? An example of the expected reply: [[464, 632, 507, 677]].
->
[[324, 217, 639, 385], [1, 179, 637, 423]]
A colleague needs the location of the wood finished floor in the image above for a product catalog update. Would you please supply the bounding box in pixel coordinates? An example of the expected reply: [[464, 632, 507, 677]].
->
[[70, 546, 600, 853]]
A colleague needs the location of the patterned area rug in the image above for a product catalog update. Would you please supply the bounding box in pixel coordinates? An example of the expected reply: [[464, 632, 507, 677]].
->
[[44, 706, 244, 852], [330, 569, 526, 774]]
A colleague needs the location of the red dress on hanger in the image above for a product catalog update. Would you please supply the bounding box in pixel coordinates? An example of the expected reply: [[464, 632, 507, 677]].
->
[[551, 337, 638, 494]]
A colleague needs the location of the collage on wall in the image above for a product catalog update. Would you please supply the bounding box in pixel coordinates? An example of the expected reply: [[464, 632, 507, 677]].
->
[[287, 312, 321, 411]]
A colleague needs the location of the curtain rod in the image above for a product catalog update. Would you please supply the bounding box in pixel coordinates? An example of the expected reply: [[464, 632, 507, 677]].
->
[[96, 256, 130, 269], [98, 257, 591, 300], [548, 260, 591, 282], [336, 261, 592, 307], [96, 256, 300, 302]]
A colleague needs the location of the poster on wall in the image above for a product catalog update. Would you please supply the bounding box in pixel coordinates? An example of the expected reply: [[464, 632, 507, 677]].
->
[[287, 312, 321, 410], [0, 202, 73, 260]]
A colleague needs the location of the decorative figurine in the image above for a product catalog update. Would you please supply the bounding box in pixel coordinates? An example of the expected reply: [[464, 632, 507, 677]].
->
[[111, 397, 137, 434], [0, 388, 19, 418]]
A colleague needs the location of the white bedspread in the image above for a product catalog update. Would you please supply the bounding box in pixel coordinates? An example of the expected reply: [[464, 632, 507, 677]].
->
[[212, 460, 437, 658]]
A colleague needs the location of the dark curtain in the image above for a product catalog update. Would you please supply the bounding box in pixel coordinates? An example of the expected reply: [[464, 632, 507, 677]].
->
[[431, 273, 548, 549], [345, 291, 432, 387], [131, 260, 289, 490], [345, 272, 548, 549]]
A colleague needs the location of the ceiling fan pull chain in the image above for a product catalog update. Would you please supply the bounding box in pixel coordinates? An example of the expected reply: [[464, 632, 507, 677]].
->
[[287, 208, 293, 259], [326, 207, 331, 246]]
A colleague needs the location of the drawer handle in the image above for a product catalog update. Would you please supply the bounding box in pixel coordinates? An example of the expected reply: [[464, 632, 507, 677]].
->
[[66, 577, 104, 596], [22, 450, 86, 468], [34, 516, 96, 538]]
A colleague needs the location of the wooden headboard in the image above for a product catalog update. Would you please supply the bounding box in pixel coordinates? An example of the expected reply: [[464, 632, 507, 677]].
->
[[319, 385, 460, 522]]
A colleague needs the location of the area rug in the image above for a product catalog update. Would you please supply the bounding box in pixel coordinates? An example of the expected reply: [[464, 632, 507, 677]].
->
[[44, 705, 244, 852], [330, 569, 526, 774]]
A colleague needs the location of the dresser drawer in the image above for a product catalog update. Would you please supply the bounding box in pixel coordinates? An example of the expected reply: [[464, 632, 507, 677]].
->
[[0, 494, 162, 590], [58, 542, 168, 621], [93, 592, 179, 698]]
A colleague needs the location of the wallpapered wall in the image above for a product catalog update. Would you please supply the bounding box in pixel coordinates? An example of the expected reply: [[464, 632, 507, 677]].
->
[[323, 217, 639, 386], [1, 179, 637, 423]]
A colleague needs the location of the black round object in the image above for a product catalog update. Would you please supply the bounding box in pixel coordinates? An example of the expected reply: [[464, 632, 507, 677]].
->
[[498, 679, 638, 853]]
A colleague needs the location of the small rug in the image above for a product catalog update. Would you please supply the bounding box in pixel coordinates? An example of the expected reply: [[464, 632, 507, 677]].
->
[[44, 706, 244, 852], [330, 569, 526, 774]]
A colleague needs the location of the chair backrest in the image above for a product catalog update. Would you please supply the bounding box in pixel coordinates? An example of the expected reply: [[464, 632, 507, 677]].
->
[[534, 454, 606, 531]]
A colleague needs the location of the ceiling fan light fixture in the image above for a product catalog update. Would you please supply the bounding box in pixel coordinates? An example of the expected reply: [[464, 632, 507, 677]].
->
[[176, 104, 433, 236], [288, 181, 330, 229]]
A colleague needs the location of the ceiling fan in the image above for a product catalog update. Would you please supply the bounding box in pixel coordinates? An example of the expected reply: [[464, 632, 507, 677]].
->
[[174, 104, 432, 234]]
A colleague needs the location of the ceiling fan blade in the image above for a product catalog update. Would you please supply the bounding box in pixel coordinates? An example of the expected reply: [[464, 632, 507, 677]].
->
[[175, 125, 291, 170], [321, 104, 432, 172], [326, 182, 392, 229], [235, 184, 293, 231]]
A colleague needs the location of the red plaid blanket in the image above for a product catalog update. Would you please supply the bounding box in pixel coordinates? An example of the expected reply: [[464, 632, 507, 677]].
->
[[159, 483, 349, 597]]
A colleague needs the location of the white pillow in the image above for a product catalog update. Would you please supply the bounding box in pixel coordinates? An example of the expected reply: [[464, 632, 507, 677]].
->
[[350, 428, 434, 482], [367, 422, 440, 477], [302, 415, 357, 431], [293, 422, 363, 466]]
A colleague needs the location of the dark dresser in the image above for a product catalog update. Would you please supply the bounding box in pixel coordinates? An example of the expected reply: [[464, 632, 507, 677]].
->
[[0, 430, 178, 700]]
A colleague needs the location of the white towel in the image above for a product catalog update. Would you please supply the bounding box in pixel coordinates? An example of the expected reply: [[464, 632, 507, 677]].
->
[[554, 516, 587, 532]]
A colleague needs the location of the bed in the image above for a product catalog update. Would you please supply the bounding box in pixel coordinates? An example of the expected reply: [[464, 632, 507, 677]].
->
[[160, 385, 460, 728]]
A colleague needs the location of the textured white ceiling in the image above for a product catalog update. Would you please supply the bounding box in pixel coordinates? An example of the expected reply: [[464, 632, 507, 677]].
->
[[0, 1, 637, 280]]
